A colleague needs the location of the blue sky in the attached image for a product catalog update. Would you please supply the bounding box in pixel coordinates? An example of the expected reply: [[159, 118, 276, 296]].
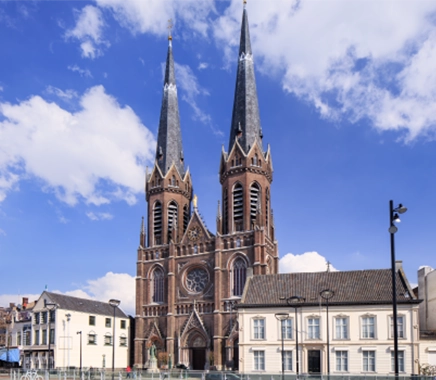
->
[[1, 0, 436, 315]]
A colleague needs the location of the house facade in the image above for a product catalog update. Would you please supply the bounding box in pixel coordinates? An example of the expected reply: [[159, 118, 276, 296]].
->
[[238, 266, 422, 375]]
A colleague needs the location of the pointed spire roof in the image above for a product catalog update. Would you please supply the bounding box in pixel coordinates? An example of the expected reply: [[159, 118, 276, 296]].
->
[[228, 5, 263, 154], [155, 38, 185, 176]]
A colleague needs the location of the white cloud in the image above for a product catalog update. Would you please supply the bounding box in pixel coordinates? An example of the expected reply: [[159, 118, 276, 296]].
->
[[0, 85, 156, 205], [46, 86, 78, 101], [214, 0, 436, 141], [96, 0, 214, 38], [67, 65, 93, 78], [279, 251, 338, 273], [198, 62, 208, 70], [86, 211, 113, 221], [65, 5, 109, 59]]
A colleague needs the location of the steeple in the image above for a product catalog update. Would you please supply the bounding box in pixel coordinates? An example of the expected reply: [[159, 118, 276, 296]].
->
[[228, 4, 263, 154], [155, 36, 185, 177]]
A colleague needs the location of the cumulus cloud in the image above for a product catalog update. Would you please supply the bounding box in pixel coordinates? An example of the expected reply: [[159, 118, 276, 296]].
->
[[214, 0, 436, 141], [65, 5, 109, 59], [86, 211, 113, 221], [279, 251, 338, 273], [0, 272, 135, 315], [198, 62, 208, 70], [0, 85, 155, 205]]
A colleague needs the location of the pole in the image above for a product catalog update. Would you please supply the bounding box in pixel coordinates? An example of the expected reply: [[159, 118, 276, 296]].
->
[[281, 319, 285, 380], [295, 307, 299, 377], [326, 298, 330, 375], [77, 332, 82, 377], [111, 304, 117, 380], [390, 200, 399, 378]]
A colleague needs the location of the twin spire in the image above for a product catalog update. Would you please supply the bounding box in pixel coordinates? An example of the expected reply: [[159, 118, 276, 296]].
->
[[155, 3, 261, 175]]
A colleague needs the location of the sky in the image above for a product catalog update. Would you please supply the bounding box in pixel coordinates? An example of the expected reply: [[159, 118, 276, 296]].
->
[[1, 0, 436, 316]]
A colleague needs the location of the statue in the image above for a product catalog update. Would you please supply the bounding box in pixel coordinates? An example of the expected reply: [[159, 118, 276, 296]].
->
[[149, 343, 156, 359], [193, 194, 198, 209], [147, 343, 158, 373]]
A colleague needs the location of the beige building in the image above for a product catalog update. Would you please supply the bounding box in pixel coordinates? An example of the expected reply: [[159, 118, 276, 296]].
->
[[238, 266, 422, 375]]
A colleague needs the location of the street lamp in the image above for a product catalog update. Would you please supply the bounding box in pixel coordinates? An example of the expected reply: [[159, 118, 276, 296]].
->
[[45, 300, 57, 370], [66, 314, 71, 369], [225, 300, 236, 370], [275, 312, 289, 380], [389, 200, 407, 378], [76, 331, 82, 377], [320, 289, 335, 376], [6, 319, 12, 366], [281, 296, 305, 378], [109, 299, 121, 380]]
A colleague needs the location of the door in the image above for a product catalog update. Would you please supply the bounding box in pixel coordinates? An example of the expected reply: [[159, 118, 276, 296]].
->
[[191, 348, 206, 370], [308, 350, 321, 373]]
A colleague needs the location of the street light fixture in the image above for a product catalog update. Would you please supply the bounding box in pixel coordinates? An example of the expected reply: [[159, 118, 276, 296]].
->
[[320, 289, 335, 376], [281, 296, 305, 378], [76, 331, 82, 377], [275, 312, 290, 380], [389, 200, 407, 378], [109, 299, 121, 380], [44, 300, 57, 370]]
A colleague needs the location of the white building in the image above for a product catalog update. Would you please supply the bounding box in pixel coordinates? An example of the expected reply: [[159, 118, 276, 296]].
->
[[18, 291, 130, 370], [238, 265, 422, 375]]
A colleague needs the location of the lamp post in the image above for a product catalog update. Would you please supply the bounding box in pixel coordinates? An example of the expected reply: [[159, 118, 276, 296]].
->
[[76, 331, 82, 377], [6, 319, 11, 366], [109, 299, 121, 380], [225, 300, 236, 370], [66, 314, 71, 369], [45, 300, 57, 370], [320, 289, 335, 376], [389, 200, 407, 377], [281, 296, 305, 378], [275, 313, 290, 380]]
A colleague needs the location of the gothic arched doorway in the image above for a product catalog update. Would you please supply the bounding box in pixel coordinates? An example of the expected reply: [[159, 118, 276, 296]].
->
[[188, 333, 207, 370]]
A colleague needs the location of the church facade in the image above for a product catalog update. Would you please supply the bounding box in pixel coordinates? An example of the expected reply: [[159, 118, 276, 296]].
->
[[134, 5, 279, 370]]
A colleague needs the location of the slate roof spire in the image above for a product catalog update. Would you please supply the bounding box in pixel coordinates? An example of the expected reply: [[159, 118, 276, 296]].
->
[[228, 4, 263, 154], [155, 35, 185, 177]]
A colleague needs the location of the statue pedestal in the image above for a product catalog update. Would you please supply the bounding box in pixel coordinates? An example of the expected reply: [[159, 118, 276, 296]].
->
[[147, 357, 159, 373]]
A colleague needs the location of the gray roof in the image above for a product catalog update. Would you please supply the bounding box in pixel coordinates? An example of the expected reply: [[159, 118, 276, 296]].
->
[[241, 269, 420, 307], [155, 40, 185, 177], [228, 6, 263, 154], [44, 292, 128, 318]]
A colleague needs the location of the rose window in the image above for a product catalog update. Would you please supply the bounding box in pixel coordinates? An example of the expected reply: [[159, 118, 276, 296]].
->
[[185, 268, 209, 293]]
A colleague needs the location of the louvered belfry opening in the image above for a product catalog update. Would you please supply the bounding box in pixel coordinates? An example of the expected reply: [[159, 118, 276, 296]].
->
[[223, 189, 228, 234], [168, 201, 178, 243], [233, 258, 247, 296], [153, 201, 162, 245], [233, 183, 244, 232], [250, 183, 260, 226], [183, 204, 189, 233], [152, 267, 164, 303]]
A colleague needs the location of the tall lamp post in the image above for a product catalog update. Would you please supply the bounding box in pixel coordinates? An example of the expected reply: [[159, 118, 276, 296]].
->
[[389, 200, 407, 377], [6, 319, 11, 366], [45, 300, 57, 370], [275, 313, 290, 380], [320, 289, 335, 376], [281, 296, 305, 378], [66, 314, 71, 369], [76, 331, 82, 377], [109, 299, 121, 380]]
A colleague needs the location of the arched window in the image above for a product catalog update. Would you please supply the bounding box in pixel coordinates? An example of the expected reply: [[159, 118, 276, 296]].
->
[[223, 189, 228, 234], [266, 188, 270, 236], [183, 204, 189, 232], [250, 183, 261, 225], [253, 154, 258, 166], [171, 175, 176, 186], [168, 201, 178, 242], [193, 245, 198, 254], [153, 202, 162, 245], [152, 267, 164, 303], [233, 258, 247, 297], [233, 183, 243, 232]]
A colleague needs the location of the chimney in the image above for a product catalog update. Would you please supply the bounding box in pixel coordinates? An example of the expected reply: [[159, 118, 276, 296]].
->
[[22, 297, 29, 309]]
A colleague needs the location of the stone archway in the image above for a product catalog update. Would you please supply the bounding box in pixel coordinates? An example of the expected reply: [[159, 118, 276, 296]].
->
[[181, 330, 208, 370]]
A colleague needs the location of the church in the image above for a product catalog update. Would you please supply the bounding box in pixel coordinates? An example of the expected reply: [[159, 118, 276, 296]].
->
[[134, 4, 279, 370]]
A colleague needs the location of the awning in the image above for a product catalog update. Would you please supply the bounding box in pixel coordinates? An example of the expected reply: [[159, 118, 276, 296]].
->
[[0, 348, 20, 362]]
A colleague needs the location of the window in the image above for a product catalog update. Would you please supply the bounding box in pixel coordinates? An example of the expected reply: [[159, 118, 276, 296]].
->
[[283, 319, 293, 339], [104, 334, 112, 346], [89, 316, 96, 326], [391, 351, 405, 372], [105, 318, 111, 328], [308, 318, 320, 339], [167, 201, 178, 242], [363, 351, 376, 372], [232, 258, 247, 297], [49, 310, 55, 322], [34, 330, 40, 345], [253, 318, 265, 340], [24, 330, 31, 346], [41, 312, 47, 324], [34, 313, 40, 325], [120, 335, 127, 346], [284, 351, 293, 371], [153, 201, 162, 245], [17, 332, 22, 346], [253, 351, 265, 371], [42, 329, 47, 345], [152, 267, 165, 303], [193, 245, 198, 254], [88, 333, 97, 345], [233, 183, 244, 232], [223, 189, 228, 234], [250, 183, 261, 226], [120, 320, 126, 329], [183, 205, 189, 233], [336, 351, 348, 372], [362, 316, 376, 339], [49, 329, 54, 345], [390, 316, 405, 338], [335, 317, 348, 339]]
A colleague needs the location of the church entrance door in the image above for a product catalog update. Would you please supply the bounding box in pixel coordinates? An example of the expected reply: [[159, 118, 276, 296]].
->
[[191, 348, 205, 370]]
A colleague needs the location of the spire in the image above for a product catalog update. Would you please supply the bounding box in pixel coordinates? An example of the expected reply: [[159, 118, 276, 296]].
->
[[228, 5, 263, 154], [155, 35, 185, 177]]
